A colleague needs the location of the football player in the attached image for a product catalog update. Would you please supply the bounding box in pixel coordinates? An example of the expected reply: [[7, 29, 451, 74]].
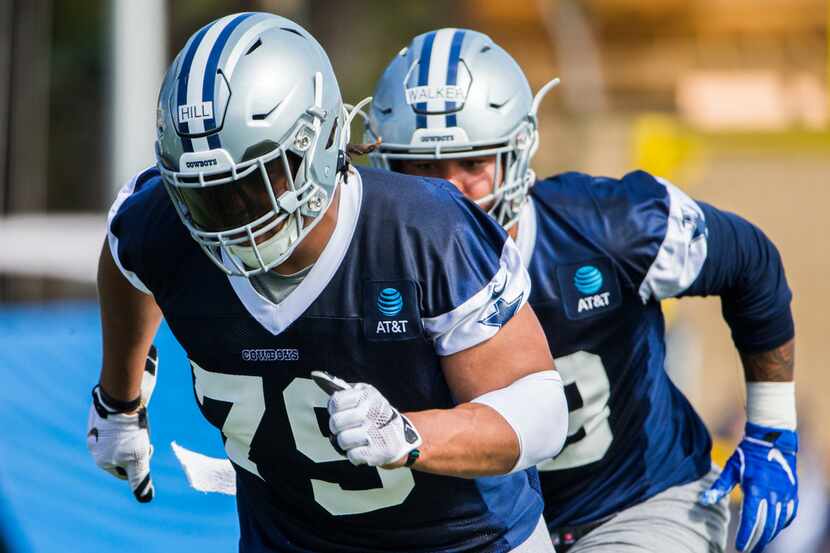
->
[[367, 28, 797, 553], [86, 13, 570, 553]]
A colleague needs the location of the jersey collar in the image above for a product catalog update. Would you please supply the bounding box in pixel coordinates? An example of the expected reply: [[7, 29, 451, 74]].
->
[[221, 169, 363, 335], [514, 197, 537, 269]]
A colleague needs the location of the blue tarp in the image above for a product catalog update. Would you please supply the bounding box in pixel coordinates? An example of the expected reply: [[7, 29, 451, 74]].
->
[[0, 302, 238, 552]]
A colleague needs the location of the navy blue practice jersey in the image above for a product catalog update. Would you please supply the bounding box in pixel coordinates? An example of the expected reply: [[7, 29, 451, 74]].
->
[[514, 171, 760, 528], [107, 165, 544, 553]]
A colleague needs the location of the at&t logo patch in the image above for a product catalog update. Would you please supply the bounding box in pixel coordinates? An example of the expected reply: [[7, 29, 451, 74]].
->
[[376, 320, 410, 334], [573, 266, 603, 294], [377, 288, 403, 316], [364, 280, 421, 341], [577, 292, 612, 314], [573, 265, 611, 314], [556, 259, 621, 320]]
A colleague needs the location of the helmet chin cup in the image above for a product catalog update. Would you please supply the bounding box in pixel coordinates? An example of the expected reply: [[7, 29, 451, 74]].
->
[[228, 214, 302, 269]]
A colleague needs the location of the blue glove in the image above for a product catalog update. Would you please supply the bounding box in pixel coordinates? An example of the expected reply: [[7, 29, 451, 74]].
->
[[700, 422, 798, 553]]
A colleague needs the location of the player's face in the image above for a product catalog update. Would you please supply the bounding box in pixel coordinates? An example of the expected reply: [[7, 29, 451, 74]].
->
[[396, 157, 499, 209], [177, 155, 299, 243]]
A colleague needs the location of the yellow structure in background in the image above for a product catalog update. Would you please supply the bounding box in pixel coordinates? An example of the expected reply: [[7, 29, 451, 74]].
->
[[631, 114, 705, 186]]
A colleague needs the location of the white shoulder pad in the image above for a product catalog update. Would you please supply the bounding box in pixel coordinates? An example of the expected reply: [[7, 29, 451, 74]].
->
[[422, 237, 530, 356], [638, 177, 707, 302], [106, 168, 153, 295]]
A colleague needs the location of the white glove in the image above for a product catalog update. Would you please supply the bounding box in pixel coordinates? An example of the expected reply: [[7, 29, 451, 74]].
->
[[86, 345, 158, 502], [312, 371, 422, 467]]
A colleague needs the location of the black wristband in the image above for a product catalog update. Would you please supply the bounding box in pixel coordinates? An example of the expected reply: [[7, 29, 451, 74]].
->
[[404, 448, 420, 468], [95, 384, 141, 413]]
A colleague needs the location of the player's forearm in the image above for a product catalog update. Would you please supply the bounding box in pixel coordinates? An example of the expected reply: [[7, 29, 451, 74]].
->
[[393, 369, 568, 477], [740, 338, 794, 382], [396, 403, 519, 477], [97, 239, 162, 402]]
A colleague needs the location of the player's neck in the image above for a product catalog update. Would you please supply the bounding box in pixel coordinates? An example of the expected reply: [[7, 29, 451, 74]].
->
[[273, 186, 341, 275], [508, 220, 519, 241]]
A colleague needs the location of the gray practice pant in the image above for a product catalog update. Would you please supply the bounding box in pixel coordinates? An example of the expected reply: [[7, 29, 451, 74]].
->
[[566, 467, 730, 553], [512, 516, 556, 552]]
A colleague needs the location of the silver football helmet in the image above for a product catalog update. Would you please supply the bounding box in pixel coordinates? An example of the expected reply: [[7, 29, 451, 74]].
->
[[366, 28, 558, 229], [156, 12, 348, 277]]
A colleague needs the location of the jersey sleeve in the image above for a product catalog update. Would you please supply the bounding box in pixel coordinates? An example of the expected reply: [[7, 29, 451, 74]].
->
[[607, 171, 793, 353], [680, 202, 794, 353], [419, 183, 531, 356], [106, 166, 161, 295], [634, 175, 708, 303], [548, 171, 708, 303]]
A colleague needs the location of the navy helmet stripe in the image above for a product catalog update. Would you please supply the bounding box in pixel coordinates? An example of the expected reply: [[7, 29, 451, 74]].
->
[[415, 31, 436, 129], [202, 12, 255, 150], [444, 30, 466, 128], [176, 22, 214, 153]]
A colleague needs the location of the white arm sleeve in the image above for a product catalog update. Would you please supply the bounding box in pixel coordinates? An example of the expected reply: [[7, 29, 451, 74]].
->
[[471, 370, 567, 473]]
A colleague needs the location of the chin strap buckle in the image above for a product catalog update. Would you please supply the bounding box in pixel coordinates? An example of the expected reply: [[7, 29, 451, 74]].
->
[[336, 150, 349, 178]]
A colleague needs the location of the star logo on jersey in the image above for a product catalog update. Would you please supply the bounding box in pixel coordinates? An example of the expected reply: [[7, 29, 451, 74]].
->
[[479, 293, 523, 328], [490, 272, 508, 299], [681, 207, 707, 241]]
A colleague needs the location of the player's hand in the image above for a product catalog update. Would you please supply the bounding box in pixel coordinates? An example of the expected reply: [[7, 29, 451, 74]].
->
[[700, 422, 798, 553], [312, 371, 422, 468], [86, 345, 158, 502]]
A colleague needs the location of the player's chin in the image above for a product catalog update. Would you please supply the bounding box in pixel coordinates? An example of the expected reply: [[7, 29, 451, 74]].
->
[[469, 186, 496, 211]]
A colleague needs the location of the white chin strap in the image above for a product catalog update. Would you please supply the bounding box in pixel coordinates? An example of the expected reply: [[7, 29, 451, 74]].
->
[[228, 215, 301, 270]]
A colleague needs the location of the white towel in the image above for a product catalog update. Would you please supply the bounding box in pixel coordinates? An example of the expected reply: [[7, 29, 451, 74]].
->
[[171, 441, 237, 495]]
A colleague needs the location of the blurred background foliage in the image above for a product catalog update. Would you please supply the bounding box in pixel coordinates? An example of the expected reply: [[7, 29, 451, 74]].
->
[[7, 0, 825, 213]]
